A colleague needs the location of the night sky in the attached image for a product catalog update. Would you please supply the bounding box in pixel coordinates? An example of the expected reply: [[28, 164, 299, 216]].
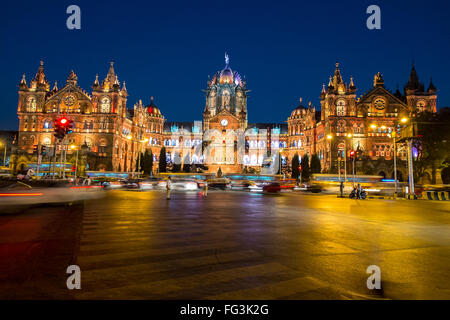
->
[[1, 0, 449, 130]]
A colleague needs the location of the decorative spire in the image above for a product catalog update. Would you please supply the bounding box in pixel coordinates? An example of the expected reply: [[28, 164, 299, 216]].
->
[[373, 72, 384, 87], [405, 61, 420, 91], [19, 74, 27, 90], [225, 52, 230, 67], [94, 74, 99, 85], [428, 77, 437, 92], [52, 81, 58, 91], [34, 60, 49, 87], [67, 70, 78, 85], [108, 61, 115, 76], [321, 83, 326, 93], [349, 76, 355, 88], [121, 81, 127, 92], [333, 62, 342, 85], [104, 61, 116, 86], [114, 74, 120, 86]]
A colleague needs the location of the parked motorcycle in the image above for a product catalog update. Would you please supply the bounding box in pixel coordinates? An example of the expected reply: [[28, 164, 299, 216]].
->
[[349, 188, 367, 199]]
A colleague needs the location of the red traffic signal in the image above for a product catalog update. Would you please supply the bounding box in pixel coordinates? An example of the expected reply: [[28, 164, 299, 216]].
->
[[349, 150, 355, 157], [298, 165, 302, 171]]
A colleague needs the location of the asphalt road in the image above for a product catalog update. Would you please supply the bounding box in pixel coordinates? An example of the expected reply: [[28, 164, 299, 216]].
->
[[0, 190, 449, 299]]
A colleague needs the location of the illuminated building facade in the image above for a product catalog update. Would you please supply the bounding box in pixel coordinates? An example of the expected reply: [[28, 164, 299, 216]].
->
[[15, 59, 437, 178]]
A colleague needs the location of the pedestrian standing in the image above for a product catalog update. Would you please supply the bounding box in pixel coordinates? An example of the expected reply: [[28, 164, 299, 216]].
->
[[357, 183, 362, 199], [166, 176, 172, 200], [339, 180, 344, 197], [203, 180, 208, 198]]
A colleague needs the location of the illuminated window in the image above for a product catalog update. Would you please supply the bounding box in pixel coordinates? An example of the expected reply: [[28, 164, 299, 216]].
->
[[336, 99, 346, 116], [27, 96, 37, 112]]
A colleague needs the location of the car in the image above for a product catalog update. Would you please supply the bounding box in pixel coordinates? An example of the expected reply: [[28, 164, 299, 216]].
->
[[230, 180, 255, 190], [0, 181, 104, 209], [207, 178, 231, 190], [262, 182, 281, 193], [157, 179, 199, 191]]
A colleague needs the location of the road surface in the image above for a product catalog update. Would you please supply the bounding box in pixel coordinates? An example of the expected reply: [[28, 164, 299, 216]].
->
[[0, 190, 449, 299]]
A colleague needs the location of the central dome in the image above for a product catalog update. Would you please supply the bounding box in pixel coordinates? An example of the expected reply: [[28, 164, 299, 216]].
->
[[219, 67, 234, 84]]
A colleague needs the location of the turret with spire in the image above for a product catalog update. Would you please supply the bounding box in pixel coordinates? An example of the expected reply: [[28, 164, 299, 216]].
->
[[93, 74, 100, 91], [19, 74, 27, 90], [428, 77, 437, 93], [102, 61, 120, 92], [121, 81, 128, 97], [67, 70, 78, 85], [373, 72, 384, 88], [404, 62, 424, 94], [30, 60, 50, 91]]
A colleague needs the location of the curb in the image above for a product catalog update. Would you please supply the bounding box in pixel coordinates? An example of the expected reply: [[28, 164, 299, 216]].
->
[[367, 196, 407, 200]]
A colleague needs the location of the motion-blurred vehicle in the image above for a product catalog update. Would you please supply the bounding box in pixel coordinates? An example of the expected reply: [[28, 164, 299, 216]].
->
[[230, 180, 255, 190], [207, 178, 231, 190], [0, 181, 104, 208], [157, 179, 199, 191], [262, 182, 281, 193], [293, 182, 322, 193]]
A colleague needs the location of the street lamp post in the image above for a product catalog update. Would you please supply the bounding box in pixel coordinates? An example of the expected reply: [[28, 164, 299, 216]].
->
[[406, 139, 415, 197], [326, 134, 332, 173], [391, 131, 398, 196], [279, 148, 283, 176]]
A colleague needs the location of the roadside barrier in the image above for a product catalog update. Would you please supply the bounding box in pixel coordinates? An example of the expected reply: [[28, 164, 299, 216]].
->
[[423, 191, 450, 201]]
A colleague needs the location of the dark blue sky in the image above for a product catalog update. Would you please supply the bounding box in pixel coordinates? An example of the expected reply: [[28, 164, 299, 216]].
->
[[1, 0, 449, 129]]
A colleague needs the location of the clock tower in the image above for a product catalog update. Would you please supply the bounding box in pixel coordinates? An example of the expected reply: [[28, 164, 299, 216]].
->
[[203, 53, 248, 132]]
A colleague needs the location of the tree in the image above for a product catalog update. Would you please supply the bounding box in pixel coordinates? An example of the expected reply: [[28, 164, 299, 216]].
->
[[142, 149, 153, 176], [410, 109, 450, 183], [310, 154, 321, 174], [300, 154, 311, 181], [291, 153, 300, 179], [159, 147, 167, 173], [441, 165, 450, 184]]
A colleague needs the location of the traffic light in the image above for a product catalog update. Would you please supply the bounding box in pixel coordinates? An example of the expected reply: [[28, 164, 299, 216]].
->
[[33, 144, 38, 154], [356, 149, 363, 161], [54, 116, 74, 140], [349, 150, 356, 160]]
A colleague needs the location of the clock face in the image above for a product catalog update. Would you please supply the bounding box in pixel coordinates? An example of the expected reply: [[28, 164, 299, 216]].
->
[[101, 97, 111, 113], [65, 95, 76, 107], [221, 119, 228, 127], [373, 98, 386, 110]]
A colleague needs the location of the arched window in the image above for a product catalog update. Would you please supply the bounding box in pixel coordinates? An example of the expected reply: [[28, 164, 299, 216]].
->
[[27, 96, 37, 112]]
